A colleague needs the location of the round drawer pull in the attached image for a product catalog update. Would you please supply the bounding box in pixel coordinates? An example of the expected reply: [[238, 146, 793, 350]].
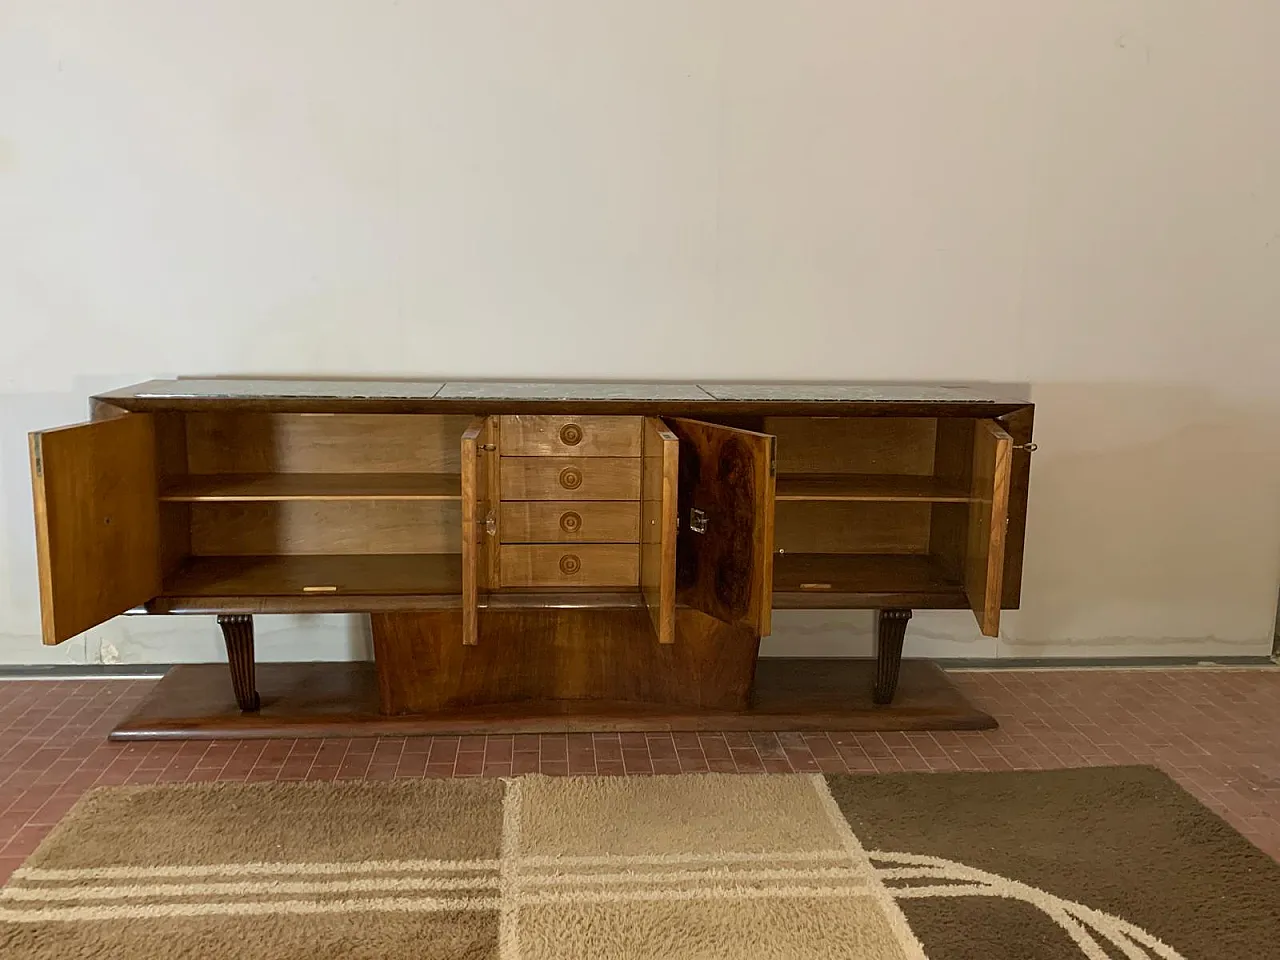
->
[[558, 466, 583, 490], [559, 554, 582, 576], [559, 510, 583, 534], [559, 423, 584, 446]]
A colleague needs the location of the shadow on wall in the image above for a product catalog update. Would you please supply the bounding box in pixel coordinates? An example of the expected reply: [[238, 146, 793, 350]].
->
[[1273, 593, 1280, 658], [1006, 381, 1280, 657]]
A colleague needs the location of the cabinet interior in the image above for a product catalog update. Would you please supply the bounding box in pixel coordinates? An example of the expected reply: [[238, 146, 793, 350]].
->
[[143, 411, 996, 608], [155, 412, 471, 598], [767, 416, 979, 604]]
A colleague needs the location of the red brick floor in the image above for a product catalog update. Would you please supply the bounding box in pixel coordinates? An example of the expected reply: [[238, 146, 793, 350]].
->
[[1, 668, 1277, 885]]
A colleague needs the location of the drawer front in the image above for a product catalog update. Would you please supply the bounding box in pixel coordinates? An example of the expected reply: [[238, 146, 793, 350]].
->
[[500, 544, 639, 588], [500, 457, 641, 501], [500, 415, 641, 457], [500, 501, 640, 544]]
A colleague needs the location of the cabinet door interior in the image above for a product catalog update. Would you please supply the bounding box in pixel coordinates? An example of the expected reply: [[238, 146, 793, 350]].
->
[[640, 417, 678, 643], [29, 414, 162, 644], [461, 416, 499, 645], [966, 420, 1013, 636], [665, 418, 776, 636]]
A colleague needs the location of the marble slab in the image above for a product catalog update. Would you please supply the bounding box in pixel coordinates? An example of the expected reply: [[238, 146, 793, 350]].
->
[[97, 379, 446, 400], [698, 382, 1018, 402], [436, 381, 714, 401]]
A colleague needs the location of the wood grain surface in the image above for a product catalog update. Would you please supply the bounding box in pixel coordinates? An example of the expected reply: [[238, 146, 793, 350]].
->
[[640, 417, 679, 644], [966, 419, 1013, 636], [499, 501, 640, 543], [499, 457, 641, 501], [668, 418, 776, 636], [498, 544, 639, 588], [29, 415, 161, 644], [499, 415, 642, 457]]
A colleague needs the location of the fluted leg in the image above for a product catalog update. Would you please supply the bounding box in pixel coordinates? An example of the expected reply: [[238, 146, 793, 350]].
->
[[218, 614, 260, 712], [873, 608, 912, 705]]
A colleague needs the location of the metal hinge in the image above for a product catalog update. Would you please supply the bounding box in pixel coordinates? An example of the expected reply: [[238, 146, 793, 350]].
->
[[1014, 442, 1038, 453], [33, 435, 43, 478]]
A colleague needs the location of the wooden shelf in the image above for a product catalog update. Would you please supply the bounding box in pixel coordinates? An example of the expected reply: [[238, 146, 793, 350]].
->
[[775, 474, 972, 503], [772, 553, 967, 608], [160, 473, 461, 502], [161, 554, 462, 598]]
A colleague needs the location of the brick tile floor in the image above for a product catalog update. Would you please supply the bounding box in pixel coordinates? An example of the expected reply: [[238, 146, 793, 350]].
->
[[0, 668, 1277, 885]]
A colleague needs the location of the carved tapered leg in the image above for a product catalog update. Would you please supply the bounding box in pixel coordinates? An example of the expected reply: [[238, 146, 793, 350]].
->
[[218, 614, 260, 712], [873, 608, 912, 705]]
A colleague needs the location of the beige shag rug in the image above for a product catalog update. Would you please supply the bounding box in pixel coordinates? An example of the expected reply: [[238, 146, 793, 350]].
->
[[2, 768, 1277, 958]]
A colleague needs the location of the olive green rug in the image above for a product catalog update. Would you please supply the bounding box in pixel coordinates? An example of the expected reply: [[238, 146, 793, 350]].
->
[[2, 768, 1277, 958]]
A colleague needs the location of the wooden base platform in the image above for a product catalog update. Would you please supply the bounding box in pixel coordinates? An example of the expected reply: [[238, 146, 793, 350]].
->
[[109, 658, 995, 740]]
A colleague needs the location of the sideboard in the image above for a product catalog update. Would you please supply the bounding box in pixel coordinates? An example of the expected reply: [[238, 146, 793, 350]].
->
[[29, 379, 1034, 738]]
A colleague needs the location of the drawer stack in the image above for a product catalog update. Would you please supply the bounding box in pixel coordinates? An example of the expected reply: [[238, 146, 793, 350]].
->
[[497, 416, 642, 588]]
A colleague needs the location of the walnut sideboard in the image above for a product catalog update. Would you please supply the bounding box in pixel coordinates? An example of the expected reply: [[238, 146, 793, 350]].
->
[[28, 380, 1034, 739]]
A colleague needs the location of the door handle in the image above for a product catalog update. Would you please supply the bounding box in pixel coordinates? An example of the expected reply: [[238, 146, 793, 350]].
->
[[688, 507, 709, 535]]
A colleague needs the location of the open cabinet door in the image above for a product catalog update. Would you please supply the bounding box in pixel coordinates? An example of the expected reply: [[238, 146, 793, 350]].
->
[[641, 418, 678, 643], [966, 420, 1013, 637], [461, 416, 499, 645], [666, 418, 775, 637], [29, 415, 161, 645]]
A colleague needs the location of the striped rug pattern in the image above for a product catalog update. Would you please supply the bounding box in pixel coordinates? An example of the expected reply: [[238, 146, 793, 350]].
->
[[2, 769, 1277, 958]]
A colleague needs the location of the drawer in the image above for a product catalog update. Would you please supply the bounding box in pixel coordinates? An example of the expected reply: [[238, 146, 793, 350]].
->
[[500, 544, 639, 588], [500, 501, 640, 543], [500, 415, 641, 457], [500, 457, 641, 501]]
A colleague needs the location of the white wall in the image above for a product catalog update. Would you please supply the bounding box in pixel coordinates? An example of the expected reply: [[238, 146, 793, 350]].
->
[[2, 1, 1278, 665]]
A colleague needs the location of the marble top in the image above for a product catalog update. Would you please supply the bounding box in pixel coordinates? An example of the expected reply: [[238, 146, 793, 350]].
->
[[435, 381, 714, 401], [95, 378, 1027, 406], [699, 382, 1011, 402], [97, 379, 446, 400]]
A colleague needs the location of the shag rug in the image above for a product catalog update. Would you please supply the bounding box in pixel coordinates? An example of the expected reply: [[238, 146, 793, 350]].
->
[[2, 767, 1277, 958]]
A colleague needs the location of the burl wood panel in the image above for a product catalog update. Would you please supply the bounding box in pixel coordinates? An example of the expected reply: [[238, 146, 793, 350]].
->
[[371, 608, 761, 714], [185, 413, 471, 474], [29, 415, 162, 645], [997, 405, 1034, 610], [966, 420, 1013, 636], [499, 415, 642, 457], [640, 417, 678, 644], [667, 419, 776, 636]]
